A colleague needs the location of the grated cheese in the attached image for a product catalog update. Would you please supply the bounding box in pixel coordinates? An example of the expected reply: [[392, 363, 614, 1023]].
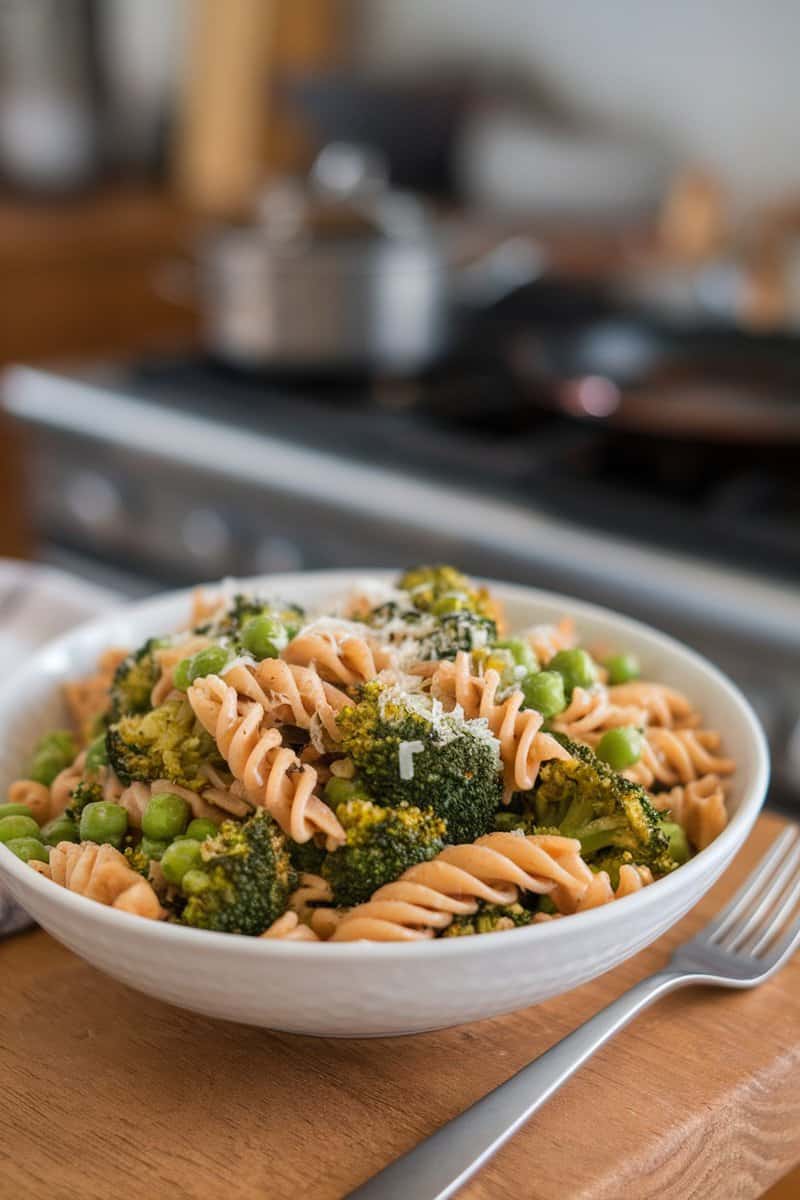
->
[[398, 740, 425, 780]]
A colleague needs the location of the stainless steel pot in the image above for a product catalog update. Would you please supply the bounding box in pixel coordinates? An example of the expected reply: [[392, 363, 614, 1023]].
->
[[162, 145, 544, 375]]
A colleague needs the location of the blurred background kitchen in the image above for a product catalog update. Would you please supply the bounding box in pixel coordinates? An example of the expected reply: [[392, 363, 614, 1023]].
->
[[1, 0, 799, 816]]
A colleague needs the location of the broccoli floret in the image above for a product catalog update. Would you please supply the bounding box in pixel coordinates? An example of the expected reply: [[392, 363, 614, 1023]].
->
[[197, 594, 304, 642], [365, 601, 496, 662], [289, 837, 327, 876], [65, 780, 104, 822], [322, 797, 445, 906], [124, 841, 150, 877], [106, 699, 220, 790], [337, 681, 502, 844], [589, 848, 641, 890], [515, 734, 678, 877], [177, 810, 296, 935], [397, 565, 496, 620], [440, 901, 532, 937], [109, 637, 169, 721]]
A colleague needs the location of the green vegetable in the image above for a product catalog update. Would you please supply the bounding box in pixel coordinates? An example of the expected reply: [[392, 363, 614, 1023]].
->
[[502, 734, 678, 878], [521, 670, 566, 718], [173, 644, 231, 691], [85, 732, 109, 772], [6, 837, 49, 864], [337, 680, 502, 844], [141, 792, 190, 841], [106, 699, 220, 790], [79, 801, 128, 848], [322, 798, 445, 906], [109, 637, 169, 721], [0, 803, 35, 822], [605, 652, 641, 686], [440, 901, 532, 937], [323, 776, 371, 806], [65, 780, 104, 823], [181, 868, 211, 896], [596, 726, 643, 771], [397, 565, 496, 621], [27, 730, 76, 787], [185, 818, 218, 842], [548, 648, 598, 696], [493, 637, 539, 674], [0, 815, 42, 844], [177, 809, 296, 936], [240, 615, 288, 660], [197, 595, 304, 644], [161, 837, 203, 885], [660, 820, 691, 865], [40, 814, 79, 846]]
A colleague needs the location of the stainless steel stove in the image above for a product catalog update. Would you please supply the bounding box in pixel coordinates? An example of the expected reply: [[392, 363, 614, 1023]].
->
[[4, 355, 799, 808]]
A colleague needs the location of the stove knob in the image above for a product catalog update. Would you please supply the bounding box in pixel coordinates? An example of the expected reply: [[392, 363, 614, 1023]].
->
[[254, 536, 303, 574], [65, 471, 122, 531], [181, 507, 232, 564]]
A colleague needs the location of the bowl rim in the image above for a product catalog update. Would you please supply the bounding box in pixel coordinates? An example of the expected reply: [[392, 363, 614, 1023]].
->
[[0, 568, 770, 961]]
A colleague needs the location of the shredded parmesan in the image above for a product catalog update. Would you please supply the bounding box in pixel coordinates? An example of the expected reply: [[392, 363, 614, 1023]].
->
[[398, 741, 425, 780]]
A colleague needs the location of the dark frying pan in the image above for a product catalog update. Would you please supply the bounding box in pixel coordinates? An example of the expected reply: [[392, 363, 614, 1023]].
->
[[504, 316, 800, 444]]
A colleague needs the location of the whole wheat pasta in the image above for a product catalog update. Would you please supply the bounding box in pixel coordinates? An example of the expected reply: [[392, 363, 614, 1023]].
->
[[150, 636, 212, 707], [117, 777, 229, 828], [187, 675, 345, 847], [524, 617, 576, 665], [284, 625, 393, 687], [6, 779, 52, 824], [223, 660, 348, 742], [577, 863, 654, 910], [432, 652, 571, 801], [651, 773, 728, 851], [552, 685, 646, 738], [331, 832, 592, 942], [625, 728, 736, 790], [46, 841, 163, 918], [49, 750, 88, 818], [62, 647, 128, 741], [261, 911, 320, 941], [607, 681, 699, 729]]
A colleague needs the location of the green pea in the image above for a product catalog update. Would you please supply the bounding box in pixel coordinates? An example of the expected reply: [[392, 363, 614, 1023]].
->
[[40, 814, 79, 846], [430, 593, 469, 617], [549, 648, 598, 696], [85, 732, 109, 772], [185, 818, 218, 842], [79, 802, 129, 848], [324, 776, 369, 806], [661, 820, 691, 865], [28, 730, 76, 787], [0, 815, 42, 844], [521, 670, 566, 718], [240, 615, 288, 660], [181, 868, 211, 896], [0, 803, 35, 822], [161, 838, 203, 885], [6, 837, 49, 864], [173, 643, 232, 691], [596, 726, 644, 771], [140, 835, 170, 861], [605, 652, 641, 686], [494, 638, 539, 675], [141, 793, 190, 841]]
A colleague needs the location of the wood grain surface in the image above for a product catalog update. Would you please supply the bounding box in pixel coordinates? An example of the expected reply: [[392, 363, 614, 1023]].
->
[[1, 811, 798, 1200]]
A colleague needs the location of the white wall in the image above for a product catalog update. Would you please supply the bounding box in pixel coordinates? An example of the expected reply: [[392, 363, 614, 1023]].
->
[[352, 0, 799, 211]]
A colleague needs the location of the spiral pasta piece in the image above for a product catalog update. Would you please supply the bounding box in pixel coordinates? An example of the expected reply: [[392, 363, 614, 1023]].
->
[[187, 675, 345, 846], [44, 841, 164, 918], [607, 682, 699, 729], [49, 750, 89, 818], [261, 911, 320, 941], [331, 832, 592, 942], [7, 779, 52, 824], [150, 635, 212, 707], [625, 728, 735, 789], [284, 625, 392, 687], [552, 686, 646, 738], [651, 773, 728, 851], [223, 660, 348, 742], [432, 652, 571, 801], [523, 617, 576, 665], [577, 863, 654, 910], [62, 647, 128, 741]]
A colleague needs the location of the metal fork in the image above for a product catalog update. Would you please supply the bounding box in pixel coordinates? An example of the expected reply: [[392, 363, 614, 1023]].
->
[[347, 827, 800, 1200]]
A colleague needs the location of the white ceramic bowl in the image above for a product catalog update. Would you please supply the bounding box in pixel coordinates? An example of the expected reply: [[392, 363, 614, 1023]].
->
[[0, 571, 769, 1037]]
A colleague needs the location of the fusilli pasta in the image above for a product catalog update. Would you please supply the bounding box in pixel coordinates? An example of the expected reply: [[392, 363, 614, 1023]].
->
[[650, 773, 728, 850], [46, 841, 164, 918]]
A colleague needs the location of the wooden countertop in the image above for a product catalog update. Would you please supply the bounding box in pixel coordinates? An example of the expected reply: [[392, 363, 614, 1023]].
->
[[1, 819, 798, 1200]]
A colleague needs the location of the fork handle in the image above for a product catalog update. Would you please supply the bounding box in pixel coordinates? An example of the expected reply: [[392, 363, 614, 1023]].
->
[[346, 969, 691, 1200]]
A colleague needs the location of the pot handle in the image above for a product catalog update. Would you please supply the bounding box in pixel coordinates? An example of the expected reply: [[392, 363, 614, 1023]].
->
[[453, 236, 548, 309]]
